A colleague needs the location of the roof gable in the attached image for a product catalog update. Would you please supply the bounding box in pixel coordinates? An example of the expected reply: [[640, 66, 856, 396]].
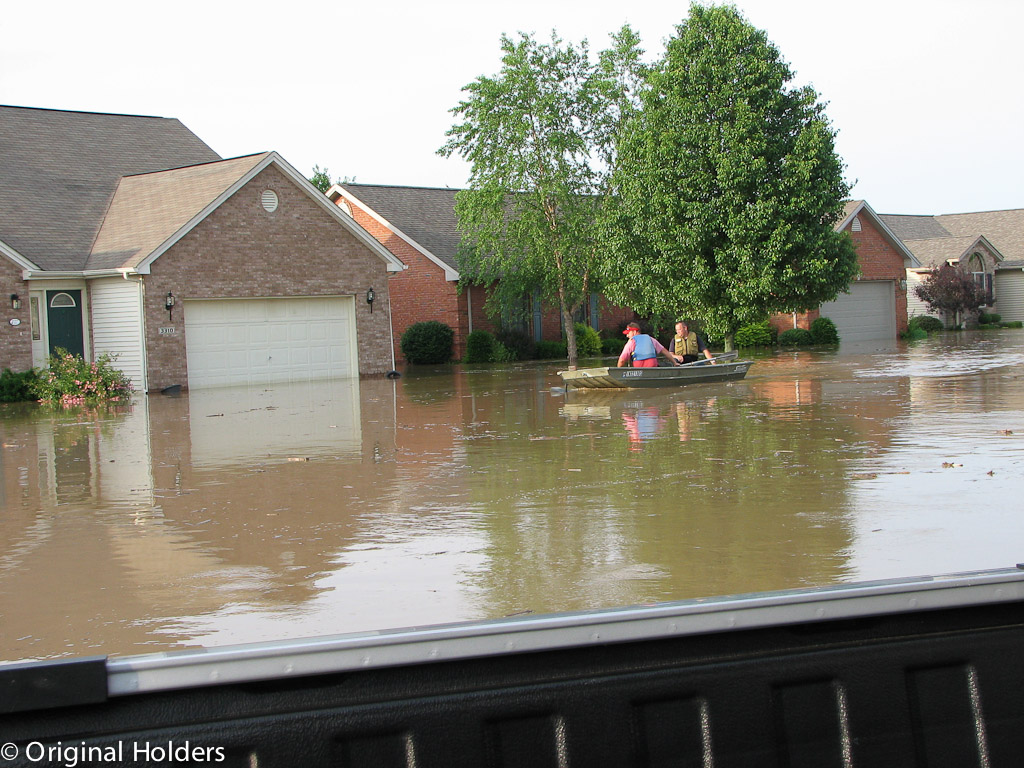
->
[[88, 154, 270, 270], [122, 153, 405, 275], [839, 201, 921, 268], [0, 105, 221, 271], [902, 234, 1004, 270]]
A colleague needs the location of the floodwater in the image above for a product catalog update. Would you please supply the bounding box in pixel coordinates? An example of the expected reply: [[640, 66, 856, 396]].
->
[[2, 331, 1024, 662]]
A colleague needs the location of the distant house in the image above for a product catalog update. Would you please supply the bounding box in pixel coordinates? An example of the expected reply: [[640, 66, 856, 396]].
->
[[326, 183, 635, 361], [881, 209, 1024, 324], [771, 201, 920, 342], [0, 106, 404, 391]]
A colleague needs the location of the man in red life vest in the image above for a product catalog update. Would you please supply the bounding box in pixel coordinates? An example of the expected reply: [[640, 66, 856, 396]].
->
[[617, 322, 677, 368]]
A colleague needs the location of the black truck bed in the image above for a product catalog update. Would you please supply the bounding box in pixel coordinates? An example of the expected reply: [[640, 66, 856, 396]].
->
[[4, 567, 1024, 767]]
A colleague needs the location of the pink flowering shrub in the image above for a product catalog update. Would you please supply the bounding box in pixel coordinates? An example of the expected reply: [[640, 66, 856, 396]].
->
[[31, 349, 134, 406]]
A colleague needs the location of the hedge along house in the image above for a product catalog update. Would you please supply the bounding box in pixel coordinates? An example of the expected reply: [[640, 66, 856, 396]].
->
[[325, 183, 636, 362], [770, 201, 920, 342], [0, 106, 404, 391], [882, 209, 1024, 325]]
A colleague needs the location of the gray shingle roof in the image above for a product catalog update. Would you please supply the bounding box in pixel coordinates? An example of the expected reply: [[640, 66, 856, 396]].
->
[[878, 214, 952, 240], [341, 183, 461, 270], [936, 210, 1024, 263], [881, 208, 1024, 269], [0, 105, 221, 270]]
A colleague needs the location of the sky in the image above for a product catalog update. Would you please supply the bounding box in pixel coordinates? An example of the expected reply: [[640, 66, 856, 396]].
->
[[3, 0, 1022, 216]]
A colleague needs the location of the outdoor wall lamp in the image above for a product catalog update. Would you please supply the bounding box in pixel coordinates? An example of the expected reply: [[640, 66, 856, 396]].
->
[[366, 287, 375, 313], [165, 291, 175, 320], [10, 294, 21, 310], [899, 279, 908, 292]]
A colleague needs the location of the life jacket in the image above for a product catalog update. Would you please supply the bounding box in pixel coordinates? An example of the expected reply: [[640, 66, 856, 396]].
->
[[632, 333, 657, 361], [673, 331, 700, 358]]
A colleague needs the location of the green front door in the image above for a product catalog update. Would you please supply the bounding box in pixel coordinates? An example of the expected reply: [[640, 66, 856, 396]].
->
[[46, 290, 85, 358]]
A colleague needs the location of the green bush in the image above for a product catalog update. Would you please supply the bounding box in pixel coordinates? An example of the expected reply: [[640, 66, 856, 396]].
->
[[901, 326, 928, 340], [734, 321, 774, 348], [778, 328, 815, 347], [400, 321, 454, 364], [496, 328, 536, 361], [602, 337, 625, 355], [492, 342, 517, 363], [464, 330, 497, 363], [573, 323, 602, 357], [31, 349, 133, 406], [908, 315, 944, 333], [978, 311, 1001, 324], [1001, 321, 1023, 329], [534, 340, 568, 359], [810, 317, 840, 345], [0, 368, 39, 403]]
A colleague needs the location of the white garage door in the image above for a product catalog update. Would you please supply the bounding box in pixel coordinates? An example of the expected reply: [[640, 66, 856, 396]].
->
[[184, 297, 357, 389], [818, 281, 896, 343]]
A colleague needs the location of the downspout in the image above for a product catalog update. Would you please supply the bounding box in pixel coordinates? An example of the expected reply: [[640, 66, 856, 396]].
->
[[388, 287, 397, 371], [467, 286, 474, 334], [122, 270, 149, 394]]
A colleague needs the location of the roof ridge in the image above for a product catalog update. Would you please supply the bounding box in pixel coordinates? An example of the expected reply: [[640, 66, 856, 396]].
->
[[937, 207, 1024, 216], [0, 104, 169, 120], [343, 182, 460, 192], [121, 152, 270, 179]]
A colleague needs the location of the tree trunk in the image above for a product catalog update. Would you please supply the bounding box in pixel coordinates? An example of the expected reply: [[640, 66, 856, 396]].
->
[[562, 304, 579, 370], [723, 333, 735, 353]]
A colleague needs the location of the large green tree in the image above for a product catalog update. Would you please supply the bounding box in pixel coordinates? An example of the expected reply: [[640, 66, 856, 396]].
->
[[602, 4, 858, 349], [439, 28, 643, 368]]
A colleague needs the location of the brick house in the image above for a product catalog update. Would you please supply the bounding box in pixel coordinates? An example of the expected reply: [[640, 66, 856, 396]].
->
[[326, 183, 636, 361], [0, 106, 404, 391], [771, 201, 920, 341], [881, 209, 1024, 325]]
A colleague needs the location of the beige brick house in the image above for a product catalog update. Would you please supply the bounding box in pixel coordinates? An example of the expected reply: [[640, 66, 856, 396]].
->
[[0, 106, 404, 391]]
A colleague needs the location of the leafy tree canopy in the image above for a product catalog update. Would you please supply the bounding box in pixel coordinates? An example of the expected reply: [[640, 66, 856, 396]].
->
[[600, 4, 858, 349], [439, 28, 644, 367], [309, 166, 355, 194]]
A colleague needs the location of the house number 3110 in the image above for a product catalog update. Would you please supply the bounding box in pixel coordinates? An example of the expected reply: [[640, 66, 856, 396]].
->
[[159, 326, 176, 335]]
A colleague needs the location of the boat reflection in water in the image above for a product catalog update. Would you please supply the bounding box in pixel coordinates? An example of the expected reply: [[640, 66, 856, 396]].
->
[[560, 395, 719, 451]]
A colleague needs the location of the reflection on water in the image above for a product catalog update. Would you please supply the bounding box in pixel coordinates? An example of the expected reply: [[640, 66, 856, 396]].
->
[[3, 331, 1024, 661]]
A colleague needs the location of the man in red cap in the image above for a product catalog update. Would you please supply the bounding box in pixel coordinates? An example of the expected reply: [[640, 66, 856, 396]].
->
[[617, 322, 677, 368]]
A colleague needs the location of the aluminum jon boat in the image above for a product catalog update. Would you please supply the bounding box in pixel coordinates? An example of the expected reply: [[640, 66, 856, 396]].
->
[[559, 351, 753, 389]]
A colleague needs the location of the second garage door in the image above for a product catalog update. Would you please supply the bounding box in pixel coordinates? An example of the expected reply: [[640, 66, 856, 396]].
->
[[818, 281, 896, 343], [184, 297, 357, 389]]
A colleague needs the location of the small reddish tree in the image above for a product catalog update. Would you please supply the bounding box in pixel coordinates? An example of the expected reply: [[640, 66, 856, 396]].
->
[[914, 264, 987, 329]]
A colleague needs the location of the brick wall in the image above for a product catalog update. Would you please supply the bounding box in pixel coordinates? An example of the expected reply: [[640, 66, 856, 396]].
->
[[335, 194, 637, 358], [848, 212, 909, 335], [0, 260, 31, 371], [143, 165, 394, 390], [339, 197, 463, 362]]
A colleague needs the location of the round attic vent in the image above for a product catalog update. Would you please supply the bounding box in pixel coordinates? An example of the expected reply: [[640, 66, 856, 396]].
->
[[261, 190, 279, 213]]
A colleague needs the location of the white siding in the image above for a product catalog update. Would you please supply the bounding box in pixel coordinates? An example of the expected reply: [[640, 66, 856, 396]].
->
[[89, 277, 147, 392], [905, 270, 941, 322], [995, 269, 1024, 323]]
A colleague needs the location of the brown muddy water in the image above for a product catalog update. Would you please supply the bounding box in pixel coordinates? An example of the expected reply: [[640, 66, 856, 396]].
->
[[2, 331, 1024, 662]]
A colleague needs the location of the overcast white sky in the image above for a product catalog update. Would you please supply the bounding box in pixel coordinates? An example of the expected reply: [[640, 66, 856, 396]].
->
[[3, 0, 1022, 215]]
